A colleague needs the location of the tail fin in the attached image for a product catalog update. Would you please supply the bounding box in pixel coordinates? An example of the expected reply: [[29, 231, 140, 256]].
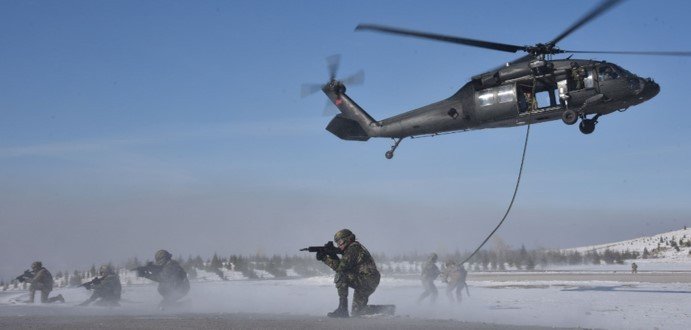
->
[[323, 82, 382, 138], [326, 114, 370, 141]]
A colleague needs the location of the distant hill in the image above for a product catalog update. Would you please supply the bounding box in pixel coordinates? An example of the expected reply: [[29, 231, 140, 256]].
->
[[563, 227, 691, 261]]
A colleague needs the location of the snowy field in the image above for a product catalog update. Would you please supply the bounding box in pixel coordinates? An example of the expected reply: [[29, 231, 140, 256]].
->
[[1, 271, 690, 330]]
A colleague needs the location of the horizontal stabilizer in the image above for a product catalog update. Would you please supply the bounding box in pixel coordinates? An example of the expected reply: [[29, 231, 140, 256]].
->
[[326, 114, 370, 141]]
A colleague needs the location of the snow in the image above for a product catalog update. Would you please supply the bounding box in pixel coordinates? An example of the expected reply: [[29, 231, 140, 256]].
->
[[565, 227, 691, 261], [2, 273, 690, 329], [2, 230, 691, 329]]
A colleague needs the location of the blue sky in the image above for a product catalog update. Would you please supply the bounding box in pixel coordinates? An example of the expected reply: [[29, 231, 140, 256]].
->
[[1, 0, 690, 277]]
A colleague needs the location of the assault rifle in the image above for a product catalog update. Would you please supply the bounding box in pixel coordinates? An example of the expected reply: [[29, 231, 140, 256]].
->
[[300, 241, 342, 260], [15, 269, 34, 282], [131, 262, 162, 278], [79, 276, 102, 290]]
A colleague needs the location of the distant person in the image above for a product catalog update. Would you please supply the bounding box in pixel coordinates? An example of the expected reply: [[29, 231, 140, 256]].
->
[[631, 262, 638, 274], [417, 253, 440, 304], [17, 261, 64, 304], [78, 264, 122, 307], [317, 229, 387, 317], [571, 62, 586, 89], [441, 261, 469, 303], [134, 250, 190, 308]]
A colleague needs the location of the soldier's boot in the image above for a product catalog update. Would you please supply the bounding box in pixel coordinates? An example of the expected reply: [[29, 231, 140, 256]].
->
[[327, 297, 349, 318], [47, 294, 65, 303]]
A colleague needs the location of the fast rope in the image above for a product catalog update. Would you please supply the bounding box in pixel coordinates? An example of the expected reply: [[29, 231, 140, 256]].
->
[[460, 102, 533, 265]]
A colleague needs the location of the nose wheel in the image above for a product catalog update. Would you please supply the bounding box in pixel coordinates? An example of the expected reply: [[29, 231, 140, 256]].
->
[[385, 138, 404, 159]]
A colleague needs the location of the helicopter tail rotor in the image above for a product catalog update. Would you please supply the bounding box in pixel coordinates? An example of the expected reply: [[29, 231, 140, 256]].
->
[[301, 55, 365, 115]]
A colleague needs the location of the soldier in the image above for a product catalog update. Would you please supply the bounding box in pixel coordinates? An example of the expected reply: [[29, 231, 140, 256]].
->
[[441, 261, 468, 303], [79, 264, 122, 307], [631, 262, 638, 274], [137, 250, 190, 307], [317, 229, 381, 318], [571, 62, 586, 89], [24, 261, 64, 304], [417, 253, 440, 304]]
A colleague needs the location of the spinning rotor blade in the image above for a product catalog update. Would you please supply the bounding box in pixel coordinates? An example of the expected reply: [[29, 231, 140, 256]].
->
[[327, 54, 341, 80], [547, 0, 623, 47], [490, 54, 536, 72], [356, 24, 526, 53], [301, 83, 324, 98], [563, 50, 691, 57], [342, 70, 365, 86]]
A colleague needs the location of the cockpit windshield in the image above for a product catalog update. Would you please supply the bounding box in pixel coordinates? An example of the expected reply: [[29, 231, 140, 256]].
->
[[598, 64, 629, 81]]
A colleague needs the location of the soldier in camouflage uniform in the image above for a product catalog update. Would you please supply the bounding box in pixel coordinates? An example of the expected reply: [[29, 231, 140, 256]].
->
[[140, 250, 190, 307], [25, 261, 64, 304], [441, 261, 468, 303], [417, 253, 440, 304], [79, 264, 122, 307], [317, 229, 381, 318]]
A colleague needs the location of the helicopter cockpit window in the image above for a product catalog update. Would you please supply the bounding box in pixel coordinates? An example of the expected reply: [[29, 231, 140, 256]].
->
[[497, 85, 515, 104], [478, 90, 496, 107], [598, 65, 620, 81]]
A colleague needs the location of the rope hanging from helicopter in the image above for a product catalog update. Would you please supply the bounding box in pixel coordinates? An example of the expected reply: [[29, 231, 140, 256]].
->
[[459, 78, 536, 265]]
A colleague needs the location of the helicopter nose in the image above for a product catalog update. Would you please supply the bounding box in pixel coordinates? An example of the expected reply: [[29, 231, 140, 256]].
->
[[638, 77, 660, 101]]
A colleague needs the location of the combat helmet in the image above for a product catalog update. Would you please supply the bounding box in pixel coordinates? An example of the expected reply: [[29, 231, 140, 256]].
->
[[430, 253, 438, 262], [154, 249, 172, 265], [334, 229, 356, 248], [31, 261, 42, 271], [99, 264, 114, 276]]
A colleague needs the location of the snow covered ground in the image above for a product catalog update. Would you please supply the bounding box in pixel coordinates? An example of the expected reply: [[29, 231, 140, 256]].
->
[[565, 227, 691, 260], [1, 273, 689, 329]]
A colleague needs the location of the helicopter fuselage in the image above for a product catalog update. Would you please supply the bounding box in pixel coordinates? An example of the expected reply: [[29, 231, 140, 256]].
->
[[324, 58, 659, 142]]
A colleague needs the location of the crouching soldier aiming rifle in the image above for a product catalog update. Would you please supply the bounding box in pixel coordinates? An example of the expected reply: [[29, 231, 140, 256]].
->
[[133, 250, 190, 308], [16, 261, 64, 304], [302, 229, 394, 318], [79, 265, 121, 307]]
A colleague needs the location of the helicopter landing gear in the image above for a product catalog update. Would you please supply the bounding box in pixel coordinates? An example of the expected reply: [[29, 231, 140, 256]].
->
[[562, 109, 578, 125], [385, 138, 404, 159], [578, 114, 600, 135]]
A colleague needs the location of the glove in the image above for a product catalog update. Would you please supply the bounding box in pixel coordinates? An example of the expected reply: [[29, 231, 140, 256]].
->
[[316, 251, 326, 261]]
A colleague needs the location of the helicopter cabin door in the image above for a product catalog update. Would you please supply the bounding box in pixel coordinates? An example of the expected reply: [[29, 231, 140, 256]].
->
[[563, 66, 598, 107], [474, 83, 518, 123]]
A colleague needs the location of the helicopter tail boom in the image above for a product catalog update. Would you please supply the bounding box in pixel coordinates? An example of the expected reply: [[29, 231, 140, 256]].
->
[[323, 82, 385, 139]]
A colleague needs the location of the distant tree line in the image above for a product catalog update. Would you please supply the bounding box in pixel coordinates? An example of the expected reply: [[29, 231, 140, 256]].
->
[[4, 239, 689, 287]]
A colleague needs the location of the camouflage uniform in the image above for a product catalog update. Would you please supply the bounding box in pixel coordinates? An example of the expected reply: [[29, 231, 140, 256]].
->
[[80, 265, 122, 306], [441, 261, 468, 303], [320, 229, 381, 317], [571, 62, 586, 89], [142, 250, 190, 307], [417, 253, 440, 303], [26, 262, 64, 304]]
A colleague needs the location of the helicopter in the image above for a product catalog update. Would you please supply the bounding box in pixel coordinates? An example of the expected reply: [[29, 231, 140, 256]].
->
[[301, 0, 690, 159]]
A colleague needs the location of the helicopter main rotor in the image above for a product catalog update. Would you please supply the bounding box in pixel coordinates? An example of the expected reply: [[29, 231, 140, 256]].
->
[[356, 0, 691, 59]]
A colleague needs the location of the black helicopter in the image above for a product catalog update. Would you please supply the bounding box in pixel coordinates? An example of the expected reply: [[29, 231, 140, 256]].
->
[[302, 0, 690, 159]]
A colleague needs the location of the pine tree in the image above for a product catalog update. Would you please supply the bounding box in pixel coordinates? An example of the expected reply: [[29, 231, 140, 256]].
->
[[211, 253, 222, 269], [70, 270, 83, 286]]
